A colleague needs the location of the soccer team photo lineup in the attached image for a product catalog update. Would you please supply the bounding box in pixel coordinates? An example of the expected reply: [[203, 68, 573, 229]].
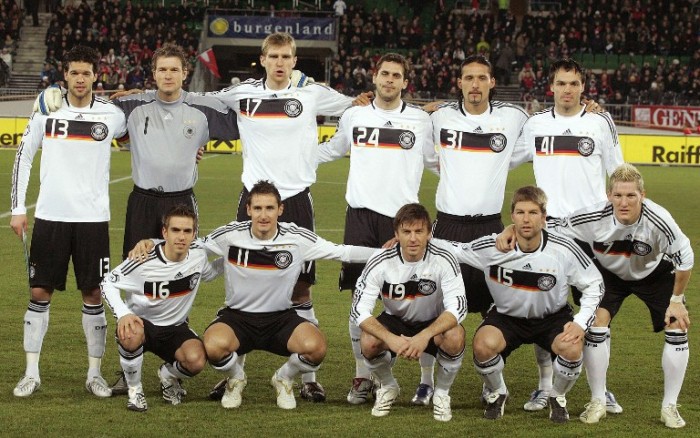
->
[[3, 0, 700, 434]]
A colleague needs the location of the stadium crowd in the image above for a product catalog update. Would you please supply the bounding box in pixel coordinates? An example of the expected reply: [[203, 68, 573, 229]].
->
[[30, 0, 700, 105]]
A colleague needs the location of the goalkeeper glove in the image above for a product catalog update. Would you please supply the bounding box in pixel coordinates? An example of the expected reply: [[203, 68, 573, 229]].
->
[[290, 70, 315, 87], [32, 84, 63, 115]]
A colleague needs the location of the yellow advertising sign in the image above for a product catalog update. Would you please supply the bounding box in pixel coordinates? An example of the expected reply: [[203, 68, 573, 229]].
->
[[620, 135, 700, 166], [2, 116, 698, 166]]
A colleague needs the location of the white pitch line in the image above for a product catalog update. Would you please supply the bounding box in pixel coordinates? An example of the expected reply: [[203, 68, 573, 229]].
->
[[0, 175, 133, 218]]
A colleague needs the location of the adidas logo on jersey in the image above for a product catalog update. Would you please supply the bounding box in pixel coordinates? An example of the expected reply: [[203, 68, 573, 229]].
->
[[474, 126, 483, 133], [384, 121, 393, 127], [563, 129, 573, 135], [76, 114, 84, 120], [410, 274, 418, 280], [522, 263, 532, 271], [164, 113, 173, 121], [175, 272, 183, 279], [625, 234, 633, 240]]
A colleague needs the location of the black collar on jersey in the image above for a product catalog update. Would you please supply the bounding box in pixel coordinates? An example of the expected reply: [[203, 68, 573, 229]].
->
[[154, 241, 168, 264], [371, 100, 407, 113], [247, 223, 281, 242], [459, 101, 492, 117], [63, 92, 96, 109], [396, 242, 429, 264], [515, 229, 548, 253]]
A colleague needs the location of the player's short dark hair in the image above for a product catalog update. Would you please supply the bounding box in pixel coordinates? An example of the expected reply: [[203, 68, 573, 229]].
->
[[162, 204, 198, 230], [63, 45, 99, 73], [459, 54, 496, 101], [376, 52, 411, 79], [151, 43, 188, 72], [393, 203, 431, 232], [247, 180, 282, 207], [548, 58, 586, 85], [510, 186, 547, 215]]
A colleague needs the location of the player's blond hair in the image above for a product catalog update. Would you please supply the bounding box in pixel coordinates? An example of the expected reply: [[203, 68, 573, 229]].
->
[[261, 32, 296, 56], [511, 186, 547, 215], [608, 163, 645, 193]]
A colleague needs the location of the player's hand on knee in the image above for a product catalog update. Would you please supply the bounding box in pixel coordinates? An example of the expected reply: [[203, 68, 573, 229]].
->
[[117, 314, 144, 341], [559, 321, 584, 344], [665, 302, 690, 331], [290, 70, 314, 87], [32, 84, 63, 115]]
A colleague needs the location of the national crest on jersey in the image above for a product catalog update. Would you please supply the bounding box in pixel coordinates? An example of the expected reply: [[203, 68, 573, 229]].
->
[[227, 245, 294, 270], [439, 129, 507, 153], [142, 271, 201, 300], [240, 97, 304, 118], [381, 278, 438, 300], [535, 135, 596, 157], [593, 239, 653, 258], [488, 265, 558, 292], [352, 126, 416, 150]]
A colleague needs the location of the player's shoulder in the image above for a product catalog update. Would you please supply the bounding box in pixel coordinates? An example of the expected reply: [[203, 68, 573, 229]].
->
[[641, 198, 681, 236], [278, 221, 318, 241], [527, 107, 552, 120], [544, 230, 592, 266], [92, 95, 127, 112], [491, 100, 529, 117], [182, 90, 229, 111], [207, 220, 251, 240]]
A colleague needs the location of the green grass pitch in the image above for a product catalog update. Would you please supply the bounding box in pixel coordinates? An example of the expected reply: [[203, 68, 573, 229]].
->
[[0, 149, 698, 437]]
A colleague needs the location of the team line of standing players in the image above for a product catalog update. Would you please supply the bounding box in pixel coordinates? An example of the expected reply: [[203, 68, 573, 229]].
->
[[9, 32, 692, 428]]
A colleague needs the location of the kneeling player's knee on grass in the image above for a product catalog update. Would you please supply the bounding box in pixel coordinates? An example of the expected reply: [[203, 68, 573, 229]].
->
[[472, 333, 500, 360], [439, 326, 466, 355], [180, 349, 207, 374]]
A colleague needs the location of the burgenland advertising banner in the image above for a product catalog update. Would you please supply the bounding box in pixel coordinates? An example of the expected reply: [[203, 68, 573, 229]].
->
[[208, 15, 336, 40]]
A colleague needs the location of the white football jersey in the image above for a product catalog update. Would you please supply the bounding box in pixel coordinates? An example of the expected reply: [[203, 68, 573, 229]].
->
[[511, 106, 623, 218], [351, 239, 468, 326], [11, 96, 127, 221], [318, 100, 438, 217], [431, 101, 529, 216], [550, 199, 694, 281], [209, 80, 353, 200], [101, 241, 223, 326], [203, 221, 376, 312], [450, 232, 604, 329]]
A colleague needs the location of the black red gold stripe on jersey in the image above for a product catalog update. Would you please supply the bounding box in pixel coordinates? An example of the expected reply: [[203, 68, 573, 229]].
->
[[352, 126, 416, 149], [592, 239, 653, 258], [380, 279, 438, 300], [45, 118, 110, 141], [239, 98, 303, 118], [227, 245, 294, 270], [534, 135, 595, 156], [143, 273, 200, 300], [439, 130, 507, 153], [488, 266, 558, 292]]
